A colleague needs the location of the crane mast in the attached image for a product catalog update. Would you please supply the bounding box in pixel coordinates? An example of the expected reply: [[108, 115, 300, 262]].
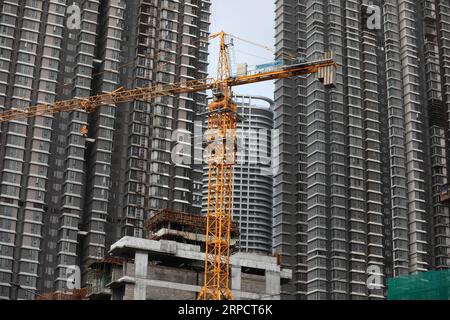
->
[[0, 31, 337, 300], [198, 31, 237, 300]]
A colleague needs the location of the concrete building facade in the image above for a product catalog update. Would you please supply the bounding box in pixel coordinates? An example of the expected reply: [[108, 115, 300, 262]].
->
[[274, 0, 450, 300], [87, 236, 291, 300], [203, 95, 274, 255], [0, 0, 211, 299]]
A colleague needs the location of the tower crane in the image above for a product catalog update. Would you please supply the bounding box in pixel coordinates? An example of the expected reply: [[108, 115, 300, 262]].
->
[[0, 31, 337, 300]]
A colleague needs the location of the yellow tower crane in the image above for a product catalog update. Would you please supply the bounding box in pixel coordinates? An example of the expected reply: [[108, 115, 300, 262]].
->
[[0, 31, 337, 300]]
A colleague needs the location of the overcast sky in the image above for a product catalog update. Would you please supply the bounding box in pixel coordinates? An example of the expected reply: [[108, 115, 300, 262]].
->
[[208, 0, 275, 99]]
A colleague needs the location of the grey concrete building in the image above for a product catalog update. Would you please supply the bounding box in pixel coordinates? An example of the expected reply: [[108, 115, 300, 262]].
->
[[202, 95, 275, 255], [274, 0, 450, 300], [86, 236, 291, 300], [0, 0, 211, 300]]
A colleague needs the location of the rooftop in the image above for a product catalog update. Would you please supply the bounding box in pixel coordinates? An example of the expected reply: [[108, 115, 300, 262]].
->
[[109, 236, 292, 279]]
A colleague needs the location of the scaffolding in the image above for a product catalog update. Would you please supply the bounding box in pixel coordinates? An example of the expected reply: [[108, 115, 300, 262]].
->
[[145, 209, 240, 251], [86, 257, 124, 299], [387, 269, 450, 300]]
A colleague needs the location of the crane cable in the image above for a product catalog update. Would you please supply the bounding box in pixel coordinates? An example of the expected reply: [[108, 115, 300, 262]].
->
[[0, 32, 302, 116], [227, 33, 298, 62], [0, 33, 211, 112], [0, 32, 283, 112]]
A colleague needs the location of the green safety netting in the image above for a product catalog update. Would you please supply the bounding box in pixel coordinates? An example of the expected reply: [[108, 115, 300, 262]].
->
[[387, 269, 450, 300]]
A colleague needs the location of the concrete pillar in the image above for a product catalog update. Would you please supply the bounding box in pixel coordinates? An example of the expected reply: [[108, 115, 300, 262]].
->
[[112, 286, 124, 300], [231, 266, 241, 300], [265, 270, 281, 300], [133, 250, 148, 300]]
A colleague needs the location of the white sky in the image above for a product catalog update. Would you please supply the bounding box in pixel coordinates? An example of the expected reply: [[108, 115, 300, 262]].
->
[[208, 0, 275, 99]]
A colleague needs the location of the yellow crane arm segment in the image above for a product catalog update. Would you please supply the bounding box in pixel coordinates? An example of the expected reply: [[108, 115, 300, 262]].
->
[[0, 78, 215, 123], [0, 56, 336, 123]]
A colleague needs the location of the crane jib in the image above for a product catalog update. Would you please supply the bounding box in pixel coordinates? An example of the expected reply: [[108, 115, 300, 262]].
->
[[0, 58, 336, 123]]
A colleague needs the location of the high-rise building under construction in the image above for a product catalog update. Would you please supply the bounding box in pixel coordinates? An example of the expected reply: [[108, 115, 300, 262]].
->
[[0, 0, 210, 299], [274, 0, 450, 300]]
